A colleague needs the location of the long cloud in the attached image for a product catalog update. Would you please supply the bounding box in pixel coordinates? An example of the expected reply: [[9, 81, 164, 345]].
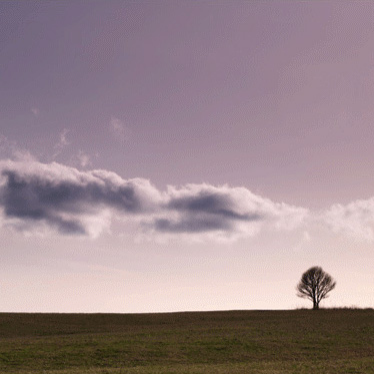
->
[[0, 159, 308, 239], [3, 159, 373, 242]]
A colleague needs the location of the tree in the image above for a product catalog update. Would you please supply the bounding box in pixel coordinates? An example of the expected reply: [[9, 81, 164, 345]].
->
[[296, 266, 336, 310]]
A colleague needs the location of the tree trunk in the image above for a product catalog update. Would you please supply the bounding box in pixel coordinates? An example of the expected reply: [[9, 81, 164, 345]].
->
[[313, 300, 319, 310]]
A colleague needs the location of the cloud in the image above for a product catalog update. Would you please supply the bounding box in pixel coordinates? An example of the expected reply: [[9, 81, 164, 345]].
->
[[0, 134, 19, 155], [0, 160, 308, 240], [150, 184, 308, 238], [77, 150, 91, 168], [0, 134, 9, 153], [323, 198, 374, 241], [0, 160, 161, 237], [3, 159, 374, 243], [0, 134, 34, 160], [31, 107, 39, 117], [110, 117, 130, 143], [53, 129, 70, 158]]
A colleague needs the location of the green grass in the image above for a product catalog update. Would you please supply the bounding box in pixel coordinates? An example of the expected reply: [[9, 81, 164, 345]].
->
[[0, 309, 373, 373]]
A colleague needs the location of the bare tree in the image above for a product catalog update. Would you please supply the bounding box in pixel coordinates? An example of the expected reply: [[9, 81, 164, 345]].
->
[[296, 266, 336, 310]]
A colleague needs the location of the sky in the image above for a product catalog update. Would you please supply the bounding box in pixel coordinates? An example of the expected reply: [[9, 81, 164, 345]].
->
[[1, 0, 374, 313]]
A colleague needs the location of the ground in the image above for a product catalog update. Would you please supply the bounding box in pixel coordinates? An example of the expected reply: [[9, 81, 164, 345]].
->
[[0, 309, 373, 373]]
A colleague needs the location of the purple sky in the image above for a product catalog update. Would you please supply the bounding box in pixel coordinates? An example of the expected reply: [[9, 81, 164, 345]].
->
[[1, 1, 374, 312]]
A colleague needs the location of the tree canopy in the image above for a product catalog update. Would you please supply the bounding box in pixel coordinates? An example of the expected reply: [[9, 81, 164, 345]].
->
[[296, 266, 336, 310]]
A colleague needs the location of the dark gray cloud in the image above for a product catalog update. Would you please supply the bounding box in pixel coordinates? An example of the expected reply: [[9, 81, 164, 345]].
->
[[155, 191, 264, 234], [150, 184, 308, 238], [1, 171, 132, 235], [2, 170, 149, 215], [153, 216, 233, 233], [44, 216, 87, 235], [167, 193, 262, 221], [0, 160, 161, 236], [0, 160, 308, 239]]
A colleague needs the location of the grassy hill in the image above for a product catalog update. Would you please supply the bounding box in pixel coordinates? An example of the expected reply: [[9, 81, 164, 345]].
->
[[0, 309, 373, 373]]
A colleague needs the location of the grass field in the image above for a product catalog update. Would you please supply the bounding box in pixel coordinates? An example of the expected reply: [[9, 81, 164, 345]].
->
[[0, 309, 373, 373]]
